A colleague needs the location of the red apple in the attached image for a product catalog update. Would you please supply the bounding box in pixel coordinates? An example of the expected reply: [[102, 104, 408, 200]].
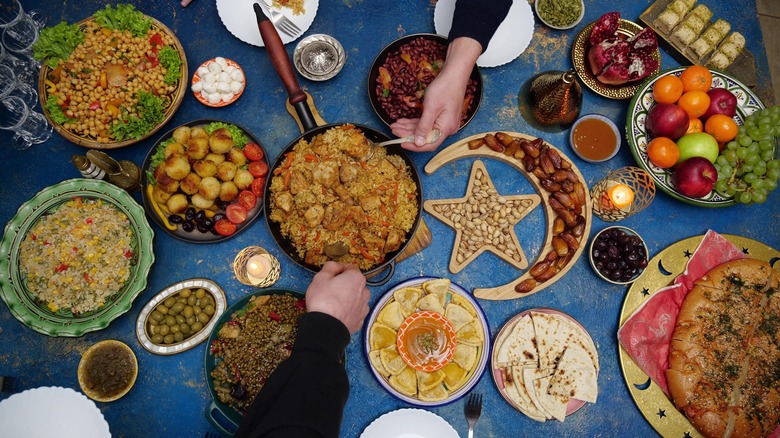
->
[[673, 157, 718, 198], [701, 88, 737, 121], [646, 103, 689, 140]]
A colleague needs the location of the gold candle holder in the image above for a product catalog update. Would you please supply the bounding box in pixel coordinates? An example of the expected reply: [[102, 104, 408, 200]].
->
[[233, 246, 281, 288], [590, 166, 655, 222]]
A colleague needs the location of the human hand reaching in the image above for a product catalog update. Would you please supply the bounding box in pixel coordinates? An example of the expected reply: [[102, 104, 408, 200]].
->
[[389, 37, 483, 153], [305, 262, 370, 334]]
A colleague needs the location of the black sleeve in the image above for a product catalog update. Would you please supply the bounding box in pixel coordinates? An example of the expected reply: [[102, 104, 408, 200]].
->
[[448, 0, 513, 53], [234, 312, 351, 438]]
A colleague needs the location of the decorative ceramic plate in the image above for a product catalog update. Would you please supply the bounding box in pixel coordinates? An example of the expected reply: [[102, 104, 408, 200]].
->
[[135, 278, 227, 355], [626, 67, 766, 207], [37, 12, 187, 149], [0, 387, 110, 437], [216, 0, 319, 46], [491, 308, 596, 417], [364, 276, 490, 407], [618, 234, 780, 438], [192, 58, 246, 107], [571, 19, 661, 99], [434, 0, 534, 67], [0, 179, 154, 337], [141, 119, 267, 243], [360, 408, 458, 438]]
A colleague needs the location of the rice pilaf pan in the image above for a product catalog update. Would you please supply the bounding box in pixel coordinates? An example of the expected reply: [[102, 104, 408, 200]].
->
[[267, 124, 419, 271]]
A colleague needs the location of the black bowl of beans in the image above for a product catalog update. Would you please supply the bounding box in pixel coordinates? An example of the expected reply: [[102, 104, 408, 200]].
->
[[589, 226, 649, 285], [368, 33, 482, 129]]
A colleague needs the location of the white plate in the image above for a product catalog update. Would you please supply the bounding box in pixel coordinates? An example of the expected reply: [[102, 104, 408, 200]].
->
[[216, 0, 319, 46], [0, 387, 110, 437], [360, 408, 458, 438], [434, 0, 534, 67]]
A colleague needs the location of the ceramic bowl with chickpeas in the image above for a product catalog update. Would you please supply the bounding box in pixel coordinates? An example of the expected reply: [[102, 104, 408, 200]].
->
[[136, 278, 226, 355], [141, 119, 269, 243]]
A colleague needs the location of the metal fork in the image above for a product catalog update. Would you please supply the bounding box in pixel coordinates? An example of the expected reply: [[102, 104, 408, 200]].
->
[[464, 392, 482, 438], [256, 0, 301, 38]]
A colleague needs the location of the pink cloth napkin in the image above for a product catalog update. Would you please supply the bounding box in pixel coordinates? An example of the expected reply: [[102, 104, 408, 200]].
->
[[617, 230, 747, 395]]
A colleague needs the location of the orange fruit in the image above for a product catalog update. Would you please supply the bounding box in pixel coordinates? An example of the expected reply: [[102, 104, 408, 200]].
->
[[679, 65, 712, 92], [646, 137, 680, 168], [652, 75, 684, 104], [677, 91, 711, 119], [704, 114, 739, 143], [686, 118, 703, 134]]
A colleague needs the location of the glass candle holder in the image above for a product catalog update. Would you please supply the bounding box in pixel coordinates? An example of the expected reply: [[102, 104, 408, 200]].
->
[[590, 166, 655, 221], [233, 246, 281, 288]]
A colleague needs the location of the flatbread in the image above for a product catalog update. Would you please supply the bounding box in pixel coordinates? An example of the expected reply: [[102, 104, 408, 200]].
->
[[555, 317, 599, 372], [505, 366, 547, 422], [495, 315, 538, 368], [531, 312, 564, 370], [534, 374, 568, 422], [549, 341, 598, 403], [523, 367, 553, 419]]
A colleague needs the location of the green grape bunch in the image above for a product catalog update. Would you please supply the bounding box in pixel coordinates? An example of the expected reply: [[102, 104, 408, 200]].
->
[[713, 105, 780, 205]]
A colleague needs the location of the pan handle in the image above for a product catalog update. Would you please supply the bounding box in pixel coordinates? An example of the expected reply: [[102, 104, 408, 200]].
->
[[204, 401, 237, 437], [365, 260, 396, 287], [253, 4, 318, 132]]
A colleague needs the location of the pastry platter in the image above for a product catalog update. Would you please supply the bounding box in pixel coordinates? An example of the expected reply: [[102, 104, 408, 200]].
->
[[618, 234, 780, 438], [571, 18, 661, 100], [424, 132, 592, 300]]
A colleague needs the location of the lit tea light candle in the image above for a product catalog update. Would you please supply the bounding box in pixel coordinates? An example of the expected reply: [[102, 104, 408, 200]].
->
[[608, 183, 635, 209], [246, 254, 272, 284]]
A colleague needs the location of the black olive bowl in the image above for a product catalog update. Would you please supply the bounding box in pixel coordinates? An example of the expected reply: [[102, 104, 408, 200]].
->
[[367, 33, 482, 129], [589, 226, 649, 285]]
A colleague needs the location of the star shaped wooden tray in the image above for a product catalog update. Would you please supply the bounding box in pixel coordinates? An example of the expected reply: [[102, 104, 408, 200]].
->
[[425, 132, 593, 301]]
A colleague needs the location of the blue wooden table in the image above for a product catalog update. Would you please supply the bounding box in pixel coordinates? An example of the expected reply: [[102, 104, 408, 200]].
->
[[1, 0, 777, 437]]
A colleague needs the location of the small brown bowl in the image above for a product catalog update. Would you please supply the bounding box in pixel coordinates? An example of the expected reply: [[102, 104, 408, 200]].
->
[[78, 340, 138, 402], [367, 33, 482, 129], [589, 226, 649, 285]]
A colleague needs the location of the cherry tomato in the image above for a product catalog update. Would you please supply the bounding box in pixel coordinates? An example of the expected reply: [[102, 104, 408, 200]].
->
[[225, 204, 248, 224], [213, 218, 237, 236], [243, 142, 265, 161], [238, 190, 257, 210], [248, 161, 268, 178], [251, 177, 266, 198]]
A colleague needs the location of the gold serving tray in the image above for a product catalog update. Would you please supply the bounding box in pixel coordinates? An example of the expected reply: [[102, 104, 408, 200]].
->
[[618, 234, 779, 437], [639, 0, 757, 87]]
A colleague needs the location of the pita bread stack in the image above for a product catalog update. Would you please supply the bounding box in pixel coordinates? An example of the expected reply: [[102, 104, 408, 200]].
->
[[367, 278, 486, 403], [494, 310, 599, 422]]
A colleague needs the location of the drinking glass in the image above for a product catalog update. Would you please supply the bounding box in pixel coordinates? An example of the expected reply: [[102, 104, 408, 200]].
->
[[0, 63, 37, 108], [0, 0, 44, 29], [0, 95, 52, 150], [2, 16, 40, 69]]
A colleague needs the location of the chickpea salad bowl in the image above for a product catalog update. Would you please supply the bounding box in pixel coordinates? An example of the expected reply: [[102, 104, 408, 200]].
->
[[32, 4, 188, 149]]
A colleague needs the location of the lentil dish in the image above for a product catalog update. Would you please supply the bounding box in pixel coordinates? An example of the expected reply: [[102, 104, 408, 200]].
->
[[375, 36, 477, 124], [19, 197, 135, 315], [34, 4, 185, 145], [210, 294, 306, 412], [268, 125, 419, 271]]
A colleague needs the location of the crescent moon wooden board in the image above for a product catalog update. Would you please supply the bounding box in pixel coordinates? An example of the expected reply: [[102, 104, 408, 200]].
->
[[424, 132, 593, 301]]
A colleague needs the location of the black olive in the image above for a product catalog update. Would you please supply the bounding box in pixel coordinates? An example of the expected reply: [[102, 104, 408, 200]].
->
[[216, 199, 230, 210], [181, 221, 195, 232], [196, 222, 210, 233], [212, 213, 226, 222], [202, 218, 214, 229], [184, 207, 196, 221], [195, 210, 206, 223], [230, 383, 247, 400], [168, 214, 183, 224], [607, 245, 620, 259]]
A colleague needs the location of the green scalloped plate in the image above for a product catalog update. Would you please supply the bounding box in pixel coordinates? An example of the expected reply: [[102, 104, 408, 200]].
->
[[0, 179, 155, 337]]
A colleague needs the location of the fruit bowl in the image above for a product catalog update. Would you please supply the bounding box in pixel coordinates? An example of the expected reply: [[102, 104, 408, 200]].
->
[[626, 67, 766, 207]]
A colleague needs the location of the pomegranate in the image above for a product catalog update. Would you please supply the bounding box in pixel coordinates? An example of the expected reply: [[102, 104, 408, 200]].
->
[[587, 12, 659, 86]]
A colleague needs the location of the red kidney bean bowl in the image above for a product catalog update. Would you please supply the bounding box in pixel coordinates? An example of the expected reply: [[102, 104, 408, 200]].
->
[[367, 33, 482, 129]]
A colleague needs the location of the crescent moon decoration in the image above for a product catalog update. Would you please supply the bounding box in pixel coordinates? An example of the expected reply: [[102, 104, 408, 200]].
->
[[424, 132, 593, 301], [634, 378, 652, 391]]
